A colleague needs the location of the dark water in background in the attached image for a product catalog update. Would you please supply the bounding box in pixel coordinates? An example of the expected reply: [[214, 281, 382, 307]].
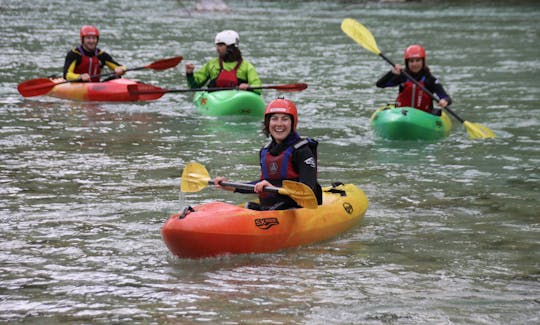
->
[[1, 0, 539, 323]]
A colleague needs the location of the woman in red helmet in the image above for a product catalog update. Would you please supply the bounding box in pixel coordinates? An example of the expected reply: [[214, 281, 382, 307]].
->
[[376, 44, 452, 115], [214, 98, 322, 210], [184, 30, 262, 94], [63, 25, 126, 82]]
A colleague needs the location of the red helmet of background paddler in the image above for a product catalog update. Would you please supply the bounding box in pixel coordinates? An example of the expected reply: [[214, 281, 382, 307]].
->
[[265, 98, 298, 130], [404, 44, 426, 60], [80, 25, 100, 42]]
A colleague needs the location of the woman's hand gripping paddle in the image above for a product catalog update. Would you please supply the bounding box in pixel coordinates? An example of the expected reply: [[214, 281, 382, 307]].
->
[[180, 162, 318, 209]]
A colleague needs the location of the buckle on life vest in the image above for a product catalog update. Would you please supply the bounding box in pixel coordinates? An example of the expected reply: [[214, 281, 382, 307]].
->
[[178, 206, 195, 219]]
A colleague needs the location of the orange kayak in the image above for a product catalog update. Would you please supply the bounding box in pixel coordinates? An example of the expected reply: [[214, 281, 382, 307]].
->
[[47, 78, 158, 102], [162, 183, 368, 259]]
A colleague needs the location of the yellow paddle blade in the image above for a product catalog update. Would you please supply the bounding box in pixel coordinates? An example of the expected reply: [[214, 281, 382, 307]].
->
[[280, 180, 318, 209], [341, 18, 381, 55], [463, 121, 496, 139], [180, 162, 211, 192]]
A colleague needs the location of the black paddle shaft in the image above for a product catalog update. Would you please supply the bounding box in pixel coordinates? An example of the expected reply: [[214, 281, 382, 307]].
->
[[208, 180, 280, 194]]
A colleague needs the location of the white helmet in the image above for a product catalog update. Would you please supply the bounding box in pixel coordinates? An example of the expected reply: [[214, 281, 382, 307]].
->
[[214, 30, 239, 47]]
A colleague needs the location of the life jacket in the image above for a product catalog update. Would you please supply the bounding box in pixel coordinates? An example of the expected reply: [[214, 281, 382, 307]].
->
[[396, 76, 433, 112], [74, 46, 101, 82], [215, 59, 242, 87], [259, 138, 322, 205], [259, 137, 317, 195]]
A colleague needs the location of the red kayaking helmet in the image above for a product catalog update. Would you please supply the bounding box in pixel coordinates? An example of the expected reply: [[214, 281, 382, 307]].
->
[[264, 98, 298, 131], [80, 25, 100, 42], [404, 44, 426, 60]]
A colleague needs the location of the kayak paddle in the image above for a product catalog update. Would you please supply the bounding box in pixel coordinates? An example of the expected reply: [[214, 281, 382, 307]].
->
[[127, 83, 308, 100], [341, 18, 496, 139], [181, 162, 318, 209], [17, 56, 183, 98]]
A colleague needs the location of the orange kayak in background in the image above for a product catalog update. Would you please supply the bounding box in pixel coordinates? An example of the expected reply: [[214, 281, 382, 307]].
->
[[161, 183, 368, 259], [47, 78, 158, 102]]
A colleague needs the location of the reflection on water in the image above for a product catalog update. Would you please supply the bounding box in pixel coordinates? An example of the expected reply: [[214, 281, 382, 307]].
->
[[1, 0, 539, 323]]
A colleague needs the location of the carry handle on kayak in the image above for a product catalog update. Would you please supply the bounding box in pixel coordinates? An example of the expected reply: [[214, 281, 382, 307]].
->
[[180, 162, 318, 209]]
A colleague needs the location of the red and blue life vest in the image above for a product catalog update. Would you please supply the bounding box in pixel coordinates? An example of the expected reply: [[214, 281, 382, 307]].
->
[[259, 138, 320, 207], [260, 138, 317, 185], [259, 139, 313, 204], [260, 143, 299, 186]]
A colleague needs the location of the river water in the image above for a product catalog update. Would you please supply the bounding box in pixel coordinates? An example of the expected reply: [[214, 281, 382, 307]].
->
[[1, 0, 539, 324]]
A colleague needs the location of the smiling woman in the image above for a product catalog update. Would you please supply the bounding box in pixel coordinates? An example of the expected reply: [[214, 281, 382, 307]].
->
[[267, 112, 293, 143], [213, 97, 323, 210]]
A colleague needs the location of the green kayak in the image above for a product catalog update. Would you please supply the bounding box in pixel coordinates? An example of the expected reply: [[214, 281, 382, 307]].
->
[[193, 90, 265, 118], [370, 105, 452, 140]]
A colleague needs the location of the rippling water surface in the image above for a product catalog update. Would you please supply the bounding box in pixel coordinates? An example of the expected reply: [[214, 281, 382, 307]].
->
[[1, 0, 539, 323]]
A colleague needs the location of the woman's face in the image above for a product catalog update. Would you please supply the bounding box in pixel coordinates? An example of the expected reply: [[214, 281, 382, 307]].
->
[[215, 43, 228, 56], [268, 113, 292, 143], [82, 36, 98, 52], [407, 58, 423, 73]]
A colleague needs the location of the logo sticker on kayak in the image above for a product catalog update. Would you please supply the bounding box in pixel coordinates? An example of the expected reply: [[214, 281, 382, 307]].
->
[[255, 217, 279, 230], [342, 202, 353, 214]]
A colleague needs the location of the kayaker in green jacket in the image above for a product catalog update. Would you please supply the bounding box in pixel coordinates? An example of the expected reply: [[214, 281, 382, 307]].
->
[[184, 30, 262, 95], [376, 44, 451, 116], [63, 25, 126, 82]]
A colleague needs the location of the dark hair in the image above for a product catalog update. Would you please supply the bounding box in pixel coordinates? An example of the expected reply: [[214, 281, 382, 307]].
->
[[262, 115, 271, 137], [221, 46, 243, 62]]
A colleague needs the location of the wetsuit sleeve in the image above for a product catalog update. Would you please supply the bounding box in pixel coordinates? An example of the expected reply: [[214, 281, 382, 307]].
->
[[293, 145, 322, 204], [63, 49, 81, 80], [98, 51, 124, 71], [186, 73, 198, 88], [428, 76, 452, 106], [376, 71, 404, 88], [187, 62, 213, 88]]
